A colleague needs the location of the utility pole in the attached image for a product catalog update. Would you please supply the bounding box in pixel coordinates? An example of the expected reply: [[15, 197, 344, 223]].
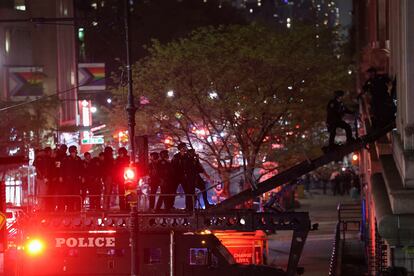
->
[[123, 1, 138, 275]]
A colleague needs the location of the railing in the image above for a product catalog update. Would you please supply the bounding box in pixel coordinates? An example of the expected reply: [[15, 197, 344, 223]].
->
[[328, 222, 341, 276], [25, 193, 201, 213], [337, 203, 361, 240], [328, 202, 362, 276]]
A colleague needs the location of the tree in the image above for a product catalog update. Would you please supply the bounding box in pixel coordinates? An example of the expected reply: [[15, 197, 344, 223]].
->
[[111, 23, 351, 196], [0, 98, 59, 157]]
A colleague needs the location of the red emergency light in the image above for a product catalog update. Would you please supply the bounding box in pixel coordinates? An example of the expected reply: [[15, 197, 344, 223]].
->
[[26, 238, 45, 256], [124, 167, 137, 181]]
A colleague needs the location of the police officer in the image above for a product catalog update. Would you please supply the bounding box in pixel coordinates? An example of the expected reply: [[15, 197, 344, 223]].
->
[[148, 152, 161, 210], [53, 144, 68, 211], [188, 149, 212, 209], [156, 150, 174, 210], [103, 146, 115, 210], [82, 152, 102, 210], [171, 143, 198, 211], [361, 67, 394, 128], [115, 147, 130, 211], [62, 146, 83, 211], [326, 90, 355, 148]]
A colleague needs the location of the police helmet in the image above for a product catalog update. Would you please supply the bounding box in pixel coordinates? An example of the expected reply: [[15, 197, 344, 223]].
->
[[334, 90, 345, 98], [118, 147, 127, 155], [177, 142, 187, 150], [68, 145, 77, 153]]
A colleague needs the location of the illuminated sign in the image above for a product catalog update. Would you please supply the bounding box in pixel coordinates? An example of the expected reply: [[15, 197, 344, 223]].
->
[[232, 250, 253, 264], [78, 63, 105, 91], [81, 136, 104, 145], [55, 237, 115, 248], [7, 66, 45, 100], [227, 246, 262, 265]]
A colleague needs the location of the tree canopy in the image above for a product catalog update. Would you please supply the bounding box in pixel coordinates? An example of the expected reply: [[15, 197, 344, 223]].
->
[[111, 23, 351, 194]]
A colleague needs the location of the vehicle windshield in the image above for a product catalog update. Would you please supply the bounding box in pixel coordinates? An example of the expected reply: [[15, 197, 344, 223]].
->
[[215, 242, 235, 265]]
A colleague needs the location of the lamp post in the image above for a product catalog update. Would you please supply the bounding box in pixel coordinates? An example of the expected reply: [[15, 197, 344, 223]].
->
[[124, 0, 137, 162], [123, 1, 138, 275]]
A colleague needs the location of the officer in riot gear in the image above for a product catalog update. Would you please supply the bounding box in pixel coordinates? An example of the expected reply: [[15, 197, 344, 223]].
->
[[326, 90, 355, 148], [148, 152, 161, 210], [115, 147, 130, 211], [82, 152, 102, 210], [157, 150, 174, 210], [102, 146, 115, 210], [62, 146, 83, 211], [171, 143, 198, 211], [51, 145, 68, 211], [188, 149, 212, 209], [361, 67, 395, 128]]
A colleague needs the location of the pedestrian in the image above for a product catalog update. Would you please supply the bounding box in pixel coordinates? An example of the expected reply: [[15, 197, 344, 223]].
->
[[62, 146, 83, 211], [171, 143, 198, 211], [115, 147, 130, 211], [188, 149, 212, 209], [326, 90, 355, 148], [148, 152, 161, 210]]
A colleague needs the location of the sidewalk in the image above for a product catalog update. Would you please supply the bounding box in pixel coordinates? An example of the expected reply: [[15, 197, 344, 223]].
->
[[267, 189, 358, 276]]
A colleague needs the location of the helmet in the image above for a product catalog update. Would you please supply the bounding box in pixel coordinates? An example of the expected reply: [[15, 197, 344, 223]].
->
[[334, 90, 345, 98], [177, 142, 187, 150], [104, 146, 113, 154], [68, 145, 77, 153], [118, 147, 128, 155]]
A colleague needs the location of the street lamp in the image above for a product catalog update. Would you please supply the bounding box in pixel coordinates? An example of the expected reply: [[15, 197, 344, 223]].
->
[[123, 1, 138, 276], [124, 0, 137, 164]]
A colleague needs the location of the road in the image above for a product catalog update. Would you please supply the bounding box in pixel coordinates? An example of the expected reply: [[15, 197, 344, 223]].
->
[[267, 189, 357, 275]]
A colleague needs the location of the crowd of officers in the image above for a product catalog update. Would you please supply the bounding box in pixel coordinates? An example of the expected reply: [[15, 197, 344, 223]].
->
[[326, 66, 396, 148], [148, 143, 211, 211], [33, 142, 211, 212]]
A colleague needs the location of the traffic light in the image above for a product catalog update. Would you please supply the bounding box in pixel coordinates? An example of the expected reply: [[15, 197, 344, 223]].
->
[[124, 166, 139, 205]]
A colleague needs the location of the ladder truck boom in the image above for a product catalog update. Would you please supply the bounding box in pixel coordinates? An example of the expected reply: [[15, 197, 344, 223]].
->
[[210, 123, 395, 212]]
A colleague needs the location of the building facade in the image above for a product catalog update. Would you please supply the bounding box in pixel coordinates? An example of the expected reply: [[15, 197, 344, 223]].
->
[[355, 0, 414, 274], [0, 0, 82, 151]]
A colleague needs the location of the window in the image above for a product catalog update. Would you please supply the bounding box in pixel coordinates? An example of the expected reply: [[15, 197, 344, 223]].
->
[[14, 0, 25, 10], [144, 248, 161, 264], [189, 248, 208, 266], [5, 30, 11, 54]]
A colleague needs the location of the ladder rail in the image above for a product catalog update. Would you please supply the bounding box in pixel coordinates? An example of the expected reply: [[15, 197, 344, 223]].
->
[[209, 123, 395, 212]]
